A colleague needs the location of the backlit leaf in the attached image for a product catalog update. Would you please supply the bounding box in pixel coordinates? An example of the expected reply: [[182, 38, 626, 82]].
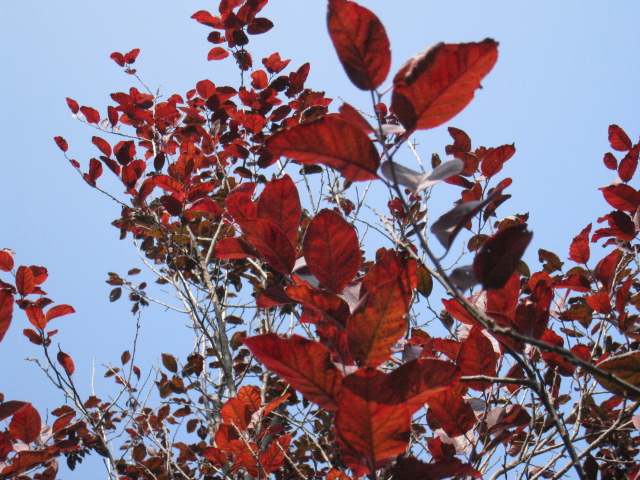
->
[[45, 304, 75, 322], [0, 401, 26, 422], [0, 251, 14, 272], [456, 326, 497, 390], [473, 224, 532, 290], [303, 209, 361, 293], [221, 398, 251, 430], [25, 306, 46, 329], [237, 218, 296, 275], [207, 47, 229, 61], [80, 106, 100, 124], [480, 144, 515, 178], [608, 124, 633, 152], [618, 146, 639, 183], [257, 174, 301, 245], [0, 290, 13, 342], [9, 404, 41, 444], [242, 333, 343, 410], [600, 184, 639, 212], [426, 388, 476, 437], [57, 351, 75, 376], [91, 136, 112, 157], [54, 136, 68, 152], [568, 224, 591, 264], [327, 0, 391, 90], [335, 368, 412, 473], [596, 351, 640, 397], [391, 40, 498, 131], [66, 97, 79, 114], [214, 237, 260, 260], [16, 265, 35, 296], [266, 116, 380, 182]]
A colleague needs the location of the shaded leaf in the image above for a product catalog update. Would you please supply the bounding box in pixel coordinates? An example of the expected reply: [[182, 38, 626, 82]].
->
[[162, 353, 178, 373], [596, 351, 640, 397], [257, 174, 301, 245], [237, 218, 296, 275], [9, 404, 41, 444], [0, 291, 13, 343], [473, 224, 532, 290]]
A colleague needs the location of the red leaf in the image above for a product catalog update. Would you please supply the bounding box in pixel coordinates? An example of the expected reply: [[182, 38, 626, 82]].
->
[[262, 52, 291, 74], [52, 411, 75, 433], [388, 358, 461, 412], [45, 304, 75, 322], [16, 265, 35, 296], [442, 298, 476, 326], [585, 291, 612, 315], [445, 127, 472, 154], [600, 184, 639, 212], [208, 47, 230, 61], [0, 401, 27, 421], [250, 70, 268, 90], [457, 327, 497, 390], [214, 237, 260, 260], [91, 136, 112, 157], [391, 40, 498, 131], [123, 48, 140, 64], [480, 144, 516, 178], [486, 273, 520, 319], [221, 398, 251, 430], [568, 224, 592, 264], [25, 306, 46, 329], [196, 79, 216, 99], [257, 175, 301, 245], [473, 224, 533, 290], [0, 290, 13, 342], [242, 333, 343, 410], [153, 175, 183, 196], [607, 210, 636, 241], [9, 404, 41, 444], [66, 97, 80, 114], [57, 351, 75, 376], [110, 52, 125, 67], [266, 116, 380, 182], [23, 328, 43, 345], [339, 102, 374, 133], [594, 249, 621, 293], [0, 251, 14, 272], [247, 17, 274, 35], [618, 146, 639, 183], [347, 281, 409, 367], [335, 368, 412, 473], [237, 218, 296, 275], [30, 265, 48, 285], [80, 106, 100, 124], [191, 10, 223, 28], [237, 385, 261, 413], [54, 136, 68, 152], [203, 447, 228, 466], [107, 105, 119, 126], [303, 209, 361, 293], [603, 152, 618, 170], [259, 435, 291, 473], [285, 285, 350, 329], [86, 158, 103, 186], [608, 124, 633, 152], [327, 0, 391, 90], [426, 388, 476, 437]]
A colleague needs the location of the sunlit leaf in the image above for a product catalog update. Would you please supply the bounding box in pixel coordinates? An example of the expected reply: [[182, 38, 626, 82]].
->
[[9, 404, 41, 444], [257, 174, 301, 245]]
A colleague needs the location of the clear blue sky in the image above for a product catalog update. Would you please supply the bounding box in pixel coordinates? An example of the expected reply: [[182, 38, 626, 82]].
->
[[1, 1, 640, 477]]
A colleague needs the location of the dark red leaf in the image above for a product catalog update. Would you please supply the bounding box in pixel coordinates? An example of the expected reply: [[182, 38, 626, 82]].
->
[[257, 174, 301, 245], [327, 0, 391, 90], [391, 40, 498, 131], [191, 10, 223, 28], [603, 152, 618, 170], [457, 326, 497, 390], [66, 97, 80, 114], [9, 404, 41, 444], [339, 102, 374, 133], [426, 388, 476, 437], [52, 411, 75, 433], [0, 251, 14, 272], [568, 224, 592, 264], [480, 144, 516, 178], [473, 224, 533, 290], [266, 116, 380, 182], [91, 136, 112, 157], [608, 124, 633, 152], [585, 291, 612, 315], [445, 127, 472, 154], [57, 351, 75, 375], [80, 106, 100, 124], [303, 209, 361, 293], [0, 401, 27, 421], [247, 17, 274, 35], [196, 79, 216, 99], [594, 249, 621, 293], [242, 333, 343, 410], [600, 184, 639, 212], [107, 105, 119, 126], [54, 136, 68, 152], [86, 158, 103, 186], [250, 70, 268, 90], [607, 210, 636, 241], [618, 146, 639, 183], [262, 52, 291, 74], [237, 218, 296, 275]]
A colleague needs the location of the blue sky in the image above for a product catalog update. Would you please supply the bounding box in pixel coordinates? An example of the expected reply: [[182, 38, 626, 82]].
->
[[1, 0, 640, 477]]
